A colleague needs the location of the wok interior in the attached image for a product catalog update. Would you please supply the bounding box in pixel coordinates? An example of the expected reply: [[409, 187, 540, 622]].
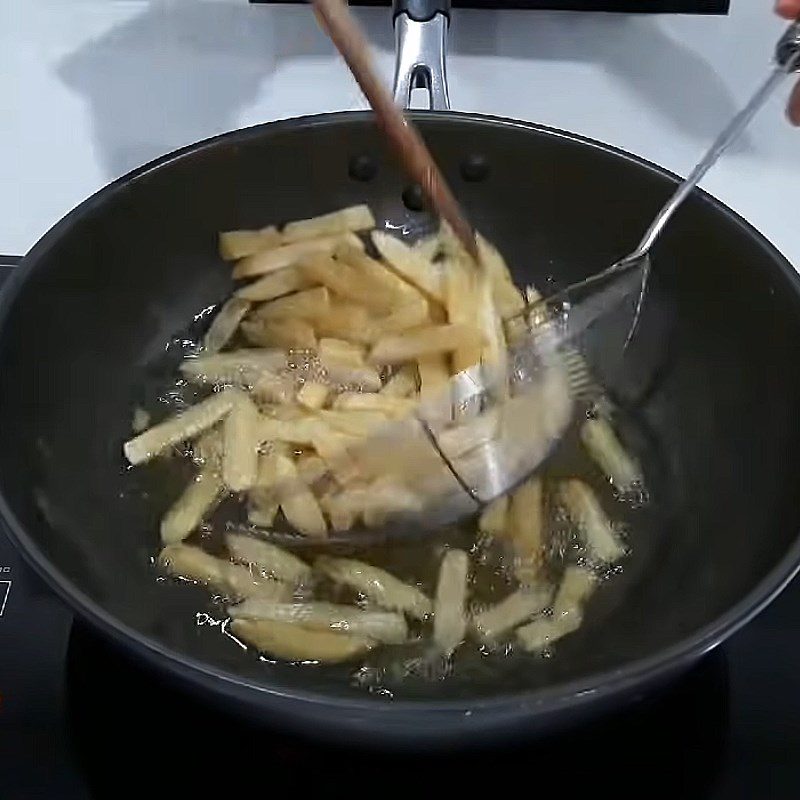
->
[[2, 115, 800, 704]]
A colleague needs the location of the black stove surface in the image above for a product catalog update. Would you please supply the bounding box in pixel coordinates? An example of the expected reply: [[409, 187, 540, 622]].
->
[[0, 258, 798, 798]]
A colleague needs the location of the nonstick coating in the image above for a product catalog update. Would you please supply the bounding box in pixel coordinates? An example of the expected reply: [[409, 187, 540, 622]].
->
[[2, 112, 800, 743]]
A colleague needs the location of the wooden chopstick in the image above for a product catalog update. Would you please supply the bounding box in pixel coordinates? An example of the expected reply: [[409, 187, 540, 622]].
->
[[312, 0, 478, 260]]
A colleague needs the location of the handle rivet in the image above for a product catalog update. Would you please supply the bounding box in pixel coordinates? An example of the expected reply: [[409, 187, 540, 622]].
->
[[348, 154, 378, 182], [460, 154, 489, 182]]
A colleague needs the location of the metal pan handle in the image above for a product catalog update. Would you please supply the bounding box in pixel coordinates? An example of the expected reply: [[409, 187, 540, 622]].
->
[[392, 0, 451, 111]]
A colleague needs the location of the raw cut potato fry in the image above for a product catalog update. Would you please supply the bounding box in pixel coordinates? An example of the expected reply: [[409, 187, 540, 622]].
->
[[413, 233, 441, 261], [225, 533, 311, 584], [296, 454, 327, 485], [281, 204, 375, 244], [472, 585, 552, 643], [335, 242, 420, 305], [252, 286, 330, 321], [124, 391, 235, 465], [315, 556, 432, 619], [319, 353, 382, 392], [334, 477, 423, 528], [318, 337, 366, 367], [251, 372, 295, 405], [222, 392, 260, 491], [374, 298, 431, 335], [131, 407, 151, 433], [319, 490, 357, 532], [240, 318, 316, 350], [445, 257, 482, 372], [317, 409, 386, 438], [302, 255, 396, 313], [417, 354, 450, 404], [192, 428, 222, 466], [312, 302, 374, 344], [180, 350, 286, 386], [274, 453, 328, 537], [370, 324, 483, 365], [478, 495, 509, 538], [475, 269, 509, 382], [231, 618, 375, 664], [371, 230, 445, 303], [258, 417, 321, 447], [476, 234, 526, 318], [506, 477, 544, 583], [219, 225, 281, 260], [296, 381, 330, 410], [560, 479, 625, 563], [204, 297, 250, 354], [333, 392, 415, 419], [234, 267, 312, 302], [158, 545, 291, 601], [248, 498, 278, 527], [580, 417, 642, 493], [516, 567, 597, 652], [232, 234, 362, 279], [380, 364, 418, 398], [433, 549, 469, 655], [228, 600, 408, 644], [160, 466, 224, 544]]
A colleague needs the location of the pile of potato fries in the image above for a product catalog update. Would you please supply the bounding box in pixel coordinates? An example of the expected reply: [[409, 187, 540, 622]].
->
[[124, 204, 643, 670]]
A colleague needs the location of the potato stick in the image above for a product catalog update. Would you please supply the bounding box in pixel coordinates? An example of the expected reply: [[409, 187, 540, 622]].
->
[[124, 391, 234, 465], [180, 350, 287, 386], [230, 618, 375, 664], [476, 234, 526, 318], [281, 204, 375, 243], [315, 556, 432, 619], [319, 354, 383, 392], [313, 303, 375, 345], [506, 478, 544, 580], [478, 495, 509, 538], [472, 585, 552, 642], [274, 453, 328, 537], [226, 533, 311, 584], [232, 234, 362, 279], [413, 233, 441, 261], [445, 258, 482, 372], [235, 267, 313, 302], [374, 299, 431, 335], [516, 566, 596, 652], [318, 337, 366, 367], [160, 466, 224, 545], [433, 549, 469, 655], [219, 225, 281, 260], [319, 491, 357, 532], [302, 255, 396, 313], [371, 230, 445, 303], [241, 318, 317, 351], [580, 417, 642, 493], [417, 354, 450, 404], [258, 417, 321, 447], [296, 381, 330, 410], [476, 270, 509, 382], [251, 286, 330, 321], [352, 478, 424, 527], [559, 479, 625, 562], [317, 409, 386, 437], [203, 297, 250, 354], [380, 364, 418, 398], [222, 392, 260, 491], [335, 242, 420, 305], [296, 453, 327, 485], [333, 392, 415, 419], [223, 563, 294, 602], [251, 372, 295, 405], [192, 427, 222, 465], [228, 600, 408, 644], [158, 545, 291, 601], [248, 498, 278, 528], [369, 324, 483, 365], [131, 406, 151, 433]]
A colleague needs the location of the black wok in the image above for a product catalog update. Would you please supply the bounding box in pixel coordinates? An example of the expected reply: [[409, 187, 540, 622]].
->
[[2, 1, 800, 746]]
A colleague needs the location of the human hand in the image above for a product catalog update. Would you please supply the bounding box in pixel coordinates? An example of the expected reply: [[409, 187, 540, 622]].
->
[[776, 0, 800, 124]]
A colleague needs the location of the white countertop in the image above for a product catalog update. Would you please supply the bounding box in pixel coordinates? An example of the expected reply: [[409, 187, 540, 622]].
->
[[2, 0, 797, 264]]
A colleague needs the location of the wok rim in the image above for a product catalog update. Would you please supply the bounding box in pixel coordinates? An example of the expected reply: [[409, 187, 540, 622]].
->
[[2, 109, 800, 721]]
